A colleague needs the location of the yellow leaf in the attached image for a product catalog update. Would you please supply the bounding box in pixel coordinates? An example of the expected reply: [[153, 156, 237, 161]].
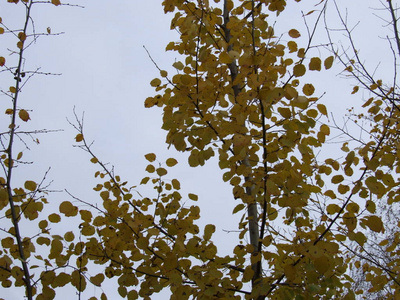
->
[[75, 133, 83, 142], [145, 164, 155, 173], [317, 104, 327, 116], [48, 213, 61, 223], [324, 190, 336, 199], [233, 203, 245, 214], [293, 64, 306, 77], [324, 56, 334, 69], [172, 61, 184, 70], [309, 57, 321, 71], [0, 56, 5, 67], [64, 231, 75, 242], [297, 48, 305, 58], [204, 224, 215, 241], [18, 32, 26, 42], [363, 215, 383, 232], [302, 83, 315, 96], [351, 86, 359, 94], [90, 157, 98, 164], [188, 193, 198, 201], [5, 109, 13, 115], [90, 274, 104, 287], [331, 175, 344, 184], [365, 176, 385, 196], [156, 167, 167, 176], [287, 41, 297, 53], [171, 179, 180, 189], [320, 124, 330, 135], [228, 50, 240, 59], [314, 255, 331, 274], [166, 158, 178, 167], [19, 109, 30, 122], [39, 220, 49, 229], [144, 153, 156, 162], [343, 213, 357, 231], [47, 27, 51, 34], [160, 70, 168, 77], [9, 86, 16, 93], [326, 203, 340, 214], [338, 184, 350, 194], [51, 0, 61, 5], [24, 180, 37, 191], [365, 200, 376, 213], [150, 78, 161, 87], [278, 107, 291, 119], [307, 109, 318, 118], [288, 29, 301, 38], [243, 266, 254, 282], [59, 201, 78, 217]]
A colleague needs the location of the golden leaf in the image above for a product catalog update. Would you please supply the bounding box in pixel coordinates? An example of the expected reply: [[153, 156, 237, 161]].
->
[[48, 213, 61, 223], [144, 153, 156, 162], [363, 215, 383, 232], [233, 203, 245, 214], [166, 157, 178, 167], [75, 133, 83, 142], [309, 57, 321, 71], [0, 56, 5, 66], [19, 109, 30, 122], [204, 224, 215, 241], [351, 86, 359, 94], [156, 167, 167, 176], [172, 61, 184, 70], [287, 41, 297, 53], [64, 231, 75, 242], [288, 29, 301, 38], [302, 83, 315, 96], [160, 70, 168, 77], [150, 78, 161, 87], [24, 180, 37, 191], [331, 175, 344, 184], [188, 193, 198, 201], [172, 178, 180, 189], [317, 104, 328, 116], [90, 274, 105, 287], [293, 64, 306, 77], [324, 56, 334, 69], [59, 201, 78, 217]]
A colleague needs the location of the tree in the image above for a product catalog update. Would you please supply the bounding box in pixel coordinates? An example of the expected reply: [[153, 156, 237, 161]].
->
[[1, 0, 400, 299], [324, 0, 400, 298]]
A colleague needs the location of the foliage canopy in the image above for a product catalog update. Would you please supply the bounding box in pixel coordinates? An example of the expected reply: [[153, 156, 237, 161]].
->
[[1, 0, 400, 299]]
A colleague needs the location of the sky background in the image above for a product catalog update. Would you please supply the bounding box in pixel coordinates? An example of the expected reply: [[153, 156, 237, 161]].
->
[[0, 0, 395, 298]]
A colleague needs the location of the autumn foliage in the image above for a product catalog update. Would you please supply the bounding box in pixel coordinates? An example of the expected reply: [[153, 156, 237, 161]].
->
[[1, 0, 400, 299]]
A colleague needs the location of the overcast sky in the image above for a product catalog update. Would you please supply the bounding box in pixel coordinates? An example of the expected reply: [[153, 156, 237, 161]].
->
[[0, 0, 394, 299]]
